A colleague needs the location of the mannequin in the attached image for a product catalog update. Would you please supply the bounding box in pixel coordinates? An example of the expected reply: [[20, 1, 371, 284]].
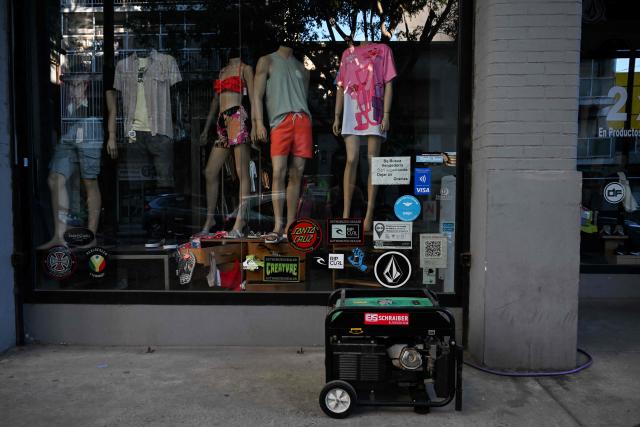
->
[[38, 77, 103, 250], [199, 52, 255, 238], [333, 41, 397, 231], [107, 46, 182, 244], [254, 45, 312, 243]]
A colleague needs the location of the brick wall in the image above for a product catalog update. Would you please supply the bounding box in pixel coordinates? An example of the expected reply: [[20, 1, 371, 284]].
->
[[468, 0, 583, 369]]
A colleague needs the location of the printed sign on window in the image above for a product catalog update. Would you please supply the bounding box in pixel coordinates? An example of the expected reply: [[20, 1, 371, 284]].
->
[[371, 157, 411, 185]]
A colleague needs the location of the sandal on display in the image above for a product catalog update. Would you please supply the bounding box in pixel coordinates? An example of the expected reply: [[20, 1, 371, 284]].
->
[[264, 231, 285, 244], [227, 229, 245, 239], [212, 231, 229, 239]]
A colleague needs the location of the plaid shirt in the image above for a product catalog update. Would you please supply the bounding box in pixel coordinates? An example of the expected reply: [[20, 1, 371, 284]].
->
[[114, 50, 182, 138]]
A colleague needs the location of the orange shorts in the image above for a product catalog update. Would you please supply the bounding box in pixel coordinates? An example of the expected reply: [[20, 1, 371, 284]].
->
[[270, 112, 313, 159]]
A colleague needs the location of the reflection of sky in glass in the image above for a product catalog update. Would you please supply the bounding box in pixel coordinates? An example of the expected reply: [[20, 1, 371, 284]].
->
[[616, 58, 629, 72], [615, 58, 640, 72]]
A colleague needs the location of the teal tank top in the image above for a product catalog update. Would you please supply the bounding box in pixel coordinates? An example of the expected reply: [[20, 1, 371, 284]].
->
[[265, 52, 311, 128]]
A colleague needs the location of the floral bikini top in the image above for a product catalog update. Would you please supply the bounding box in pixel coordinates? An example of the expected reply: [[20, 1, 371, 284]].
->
[[214, 64, 246, 94]]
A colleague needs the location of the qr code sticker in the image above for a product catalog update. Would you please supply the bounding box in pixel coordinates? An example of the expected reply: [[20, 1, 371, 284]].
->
[[420, 234, 448, 268], [425, 240, 442, 258]]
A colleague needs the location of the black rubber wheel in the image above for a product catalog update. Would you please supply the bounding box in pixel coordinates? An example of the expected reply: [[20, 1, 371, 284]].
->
[[414, 404, 430, 414], [319, 380, 357, 419]]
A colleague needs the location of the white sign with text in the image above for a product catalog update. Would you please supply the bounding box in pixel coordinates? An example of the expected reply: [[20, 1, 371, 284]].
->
[[371, 157, 411, 185]]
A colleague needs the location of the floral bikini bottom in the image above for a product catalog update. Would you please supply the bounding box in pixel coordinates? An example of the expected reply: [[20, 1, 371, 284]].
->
[[215, 105, 249, 148]]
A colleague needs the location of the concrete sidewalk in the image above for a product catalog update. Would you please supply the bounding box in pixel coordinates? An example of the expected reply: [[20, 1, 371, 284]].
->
[[0, 343, 638, 427]]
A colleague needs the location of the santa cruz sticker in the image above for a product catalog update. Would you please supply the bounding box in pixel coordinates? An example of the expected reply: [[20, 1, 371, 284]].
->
[[86, 247, 108, 279], [374, 251, 412, 288], [364, 312, 410, 326], [287, 218, 322, 252], [43, 245, 77, 280]]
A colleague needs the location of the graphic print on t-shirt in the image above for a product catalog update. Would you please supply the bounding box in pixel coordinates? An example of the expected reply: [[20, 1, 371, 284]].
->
[[336, 43, 397, 137]]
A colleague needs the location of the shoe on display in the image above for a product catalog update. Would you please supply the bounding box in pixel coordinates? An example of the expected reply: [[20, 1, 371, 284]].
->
[[177, 251, 196, 286], [601, 225, 612, 235], [614, 225, 625, 236], [145, 239, 165, 248], [163, 240, 179, 250]]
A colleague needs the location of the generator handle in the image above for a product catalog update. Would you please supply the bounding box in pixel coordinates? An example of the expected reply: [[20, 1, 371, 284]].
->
[[327, 288, 440, 309]]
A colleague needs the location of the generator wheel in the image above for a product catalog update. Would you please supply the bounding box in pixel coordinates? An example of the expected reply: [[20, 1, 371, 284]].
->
[[319, 380, 357, 419]]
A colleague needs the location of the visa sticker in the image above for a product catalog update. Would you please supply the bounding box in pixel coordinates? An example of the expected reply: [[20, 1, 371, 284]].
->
[[414, 168, 431, 195]]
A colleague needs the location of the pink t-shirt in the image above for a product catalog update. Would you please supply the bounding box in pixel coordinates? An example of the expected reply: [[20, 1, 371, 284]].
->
[[336, 43, 397, 136]]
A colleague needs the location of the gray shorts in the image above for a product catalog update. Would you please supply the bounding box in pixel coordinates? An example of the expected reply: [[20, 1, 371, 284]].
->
[[50, 141, 103, 180], [123, 131, 174, 189]]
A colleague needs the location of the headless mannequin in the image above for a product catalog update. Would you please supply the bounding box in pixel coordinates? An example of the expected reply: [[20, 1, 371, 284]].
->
[[333, 41, 394, 231], [254, 45, 310, 238], [199, 57, 255, 235], [38, 80, 101, 249]]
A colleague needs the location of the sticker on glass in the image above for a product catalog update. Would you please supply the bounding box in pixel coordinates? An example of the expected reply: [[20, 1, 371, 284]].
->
[[373, 221, 412, 249], [419, 233, 448, 269], [371, 157, 411, 185]]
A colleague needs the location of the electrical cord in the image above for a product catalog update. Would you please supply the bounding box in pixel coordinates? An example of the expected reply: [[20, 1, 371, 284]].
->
[[463, 348, 593, 377]]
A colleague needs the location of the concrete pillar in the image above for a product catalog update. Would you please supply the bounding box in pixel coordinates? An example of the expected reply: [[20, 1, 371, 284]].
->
[[469, 0, 582, 369], [0, 0, 16, 352]]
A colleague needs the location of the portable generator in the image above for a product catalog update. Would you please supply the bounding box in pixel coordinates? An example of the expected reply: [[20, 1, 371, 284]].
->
[[319, 288, 462, 418]]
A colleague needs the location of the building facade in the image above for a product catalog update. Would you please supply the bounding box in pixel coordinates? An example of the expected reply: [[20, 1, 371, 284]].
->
[[2, 0, 638, 368]]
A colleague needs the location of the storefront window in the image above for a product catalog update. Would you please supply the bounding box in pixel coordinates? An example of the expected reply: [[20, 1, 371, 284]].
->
[[31, 0, 461, 293], [579, 1, 640, 268]]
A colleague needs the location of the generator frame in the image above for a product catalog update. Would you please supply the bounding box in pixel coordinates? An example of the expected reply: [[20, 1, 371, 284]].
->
[[320, 288, 463, 418]]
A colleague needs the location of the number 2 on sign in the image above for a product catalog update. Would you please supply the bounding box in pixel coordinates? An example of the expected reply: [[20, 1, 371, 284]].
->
[[607, 86, 628, 123]]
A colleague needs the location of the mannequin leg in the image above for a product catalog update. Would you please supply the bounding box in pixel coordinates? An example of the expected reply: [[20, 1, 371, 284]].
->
[[285, 156, 307, 231], [364, 136, 382, 231], [231, 144, 250, 232], [203, 147, 230, 231], [343, 135, 361, 218], [83, 178, 101, 242], [37, 172, 69, 249], [271, 155, 288, 234]]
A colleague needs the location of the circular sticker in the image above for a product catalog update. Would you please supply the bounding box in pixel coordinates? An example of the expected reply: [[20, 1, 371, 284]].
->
[[63, 227, 95, 247], [603, 182, 625, 204], [394, 195, 421, 221], [86, 247, 109, 279], [287, 218, 322, 252], [43, 246, 77, 280], [374, 251, 412, 289]]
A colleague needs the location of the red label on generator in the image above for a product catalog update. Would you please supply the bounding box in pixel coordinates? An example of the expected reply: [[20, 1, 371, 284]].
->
[[364, 313, 409, 326]]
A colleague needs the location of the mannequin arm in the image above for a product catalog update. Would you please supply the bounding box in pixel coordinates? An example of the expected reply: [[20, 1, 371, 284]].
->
[[106, 89, 118, 159], [200, 93, 219, 145], [253, 55, 270, 142], [332, 86, 344, 136], [380, 80, 393, 133]]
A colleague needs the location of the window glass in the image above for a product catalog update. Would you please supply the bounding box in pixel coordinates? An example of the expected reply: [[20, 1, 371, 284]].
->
[[35, 0, 460, 293], [579, 1, 640, 268]]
